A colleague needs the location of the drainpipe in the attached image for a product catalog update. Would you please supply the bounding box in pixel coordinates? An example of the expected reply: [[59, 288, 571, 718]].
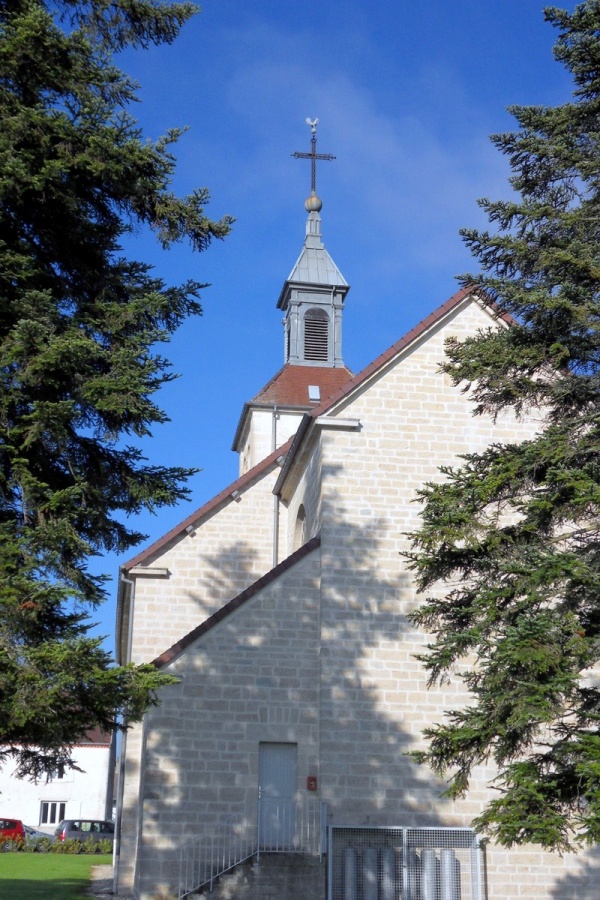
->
[[272, 406, 280, 568], [331, 288, 336, 366], [113, 572, 135, 893]]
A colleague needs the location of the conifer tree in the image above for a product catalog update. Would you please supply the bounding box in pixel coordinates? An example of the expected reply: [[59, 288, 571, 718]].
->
[[0, 0, 232, 777], [408, 1, 600, 850]]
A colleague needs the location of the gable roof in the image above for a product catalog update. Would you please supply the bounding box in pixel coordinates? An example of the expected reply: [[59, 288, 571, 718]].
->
[[153, 536, 321, 669], [232, 363, 354, 451], [309, 286, 505, 418], [120, 284, 507, 672], [122, 287, 503, 572]]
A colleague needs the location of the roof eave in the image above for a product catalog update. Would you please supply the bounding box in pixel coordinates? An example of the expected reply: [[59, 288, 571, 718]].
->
[[277, 278, 350, 310], [121, 440, 293, 571]]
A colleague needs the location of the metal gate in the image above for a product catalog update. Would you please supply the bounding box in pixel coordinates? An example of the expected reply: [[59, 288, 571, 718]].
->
[[328, 826, 483, 900]]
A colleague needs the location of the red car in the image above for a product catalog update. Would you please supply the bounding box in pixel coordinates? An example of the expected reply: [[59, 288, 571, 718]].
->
[[0, 818, 26, 849]]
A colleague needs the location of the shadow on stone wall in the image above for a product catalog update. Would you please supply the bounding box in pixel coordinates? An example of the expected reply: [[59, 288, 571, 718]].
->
[[549, 845, 600, 900], [122, 482, 481, 898], [119, 474, 594, 900]]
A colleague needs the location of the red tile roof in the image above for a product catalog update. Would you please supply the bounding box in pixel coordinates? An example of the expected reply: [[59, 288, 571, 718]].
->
[[250, 364, 354, 407], [79, 728, 112, 747]]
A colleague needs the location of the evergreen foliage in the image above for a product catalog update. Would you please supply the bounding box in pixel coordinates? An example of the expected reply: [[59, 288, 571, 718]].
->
[[407, 1, 600, 850], [0, 0, 232, 777]]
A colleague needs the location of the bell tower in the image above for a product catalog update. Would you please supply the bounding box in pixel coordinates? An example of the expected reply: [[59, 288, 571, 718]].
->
[[233, 119, 352, 474], [278, 119, 349, 367]]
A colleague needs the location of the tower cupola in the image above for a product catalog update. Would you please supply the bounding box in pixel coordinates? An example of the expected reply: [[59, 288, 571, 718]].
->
[[233, 119, 352, 474], [278, 119, 349, 368]]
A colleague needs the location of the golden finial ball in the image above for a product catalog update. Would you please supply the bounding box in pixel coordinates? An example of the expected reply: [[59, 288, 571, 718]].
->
[[305, 192, 323, 212]]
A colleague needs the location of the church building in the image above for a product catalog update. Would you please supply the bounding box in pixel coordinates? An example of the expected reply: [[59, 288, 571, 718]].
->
[[114, 126, 598, 900]]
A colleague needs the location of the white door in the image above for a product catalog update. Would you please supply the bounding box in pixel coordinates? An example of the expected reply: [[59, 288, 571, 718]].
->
[[258, 742, 297, 849]]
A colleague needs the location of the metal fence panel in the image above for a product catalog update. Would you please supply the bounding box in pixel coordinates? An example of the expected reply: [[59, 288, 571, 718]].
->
[[328, 826, 482, 900]]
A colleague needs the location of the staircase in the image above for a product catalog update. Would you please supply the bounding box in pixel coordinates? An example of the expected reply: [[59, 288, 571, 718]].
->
[[194, 853, 325, 899], [177, 798, 326, 899]]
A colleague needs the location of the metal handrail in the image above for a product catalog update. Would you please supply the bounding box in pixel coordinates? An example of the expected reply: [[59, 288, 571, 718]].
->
[[178, 797, 326, 899]]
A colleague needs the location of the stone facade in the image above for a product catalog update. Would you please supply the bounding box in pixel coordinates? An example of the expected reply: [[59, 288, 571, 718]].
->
[[236, 406, 303, 476], [118, 457, 283, 666], [115, 289, 599, 899]]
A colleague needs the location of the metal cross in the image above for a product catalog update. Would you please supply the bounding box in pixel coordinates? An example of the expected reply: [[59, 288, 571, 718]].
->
[[292, 118, 336, 195]]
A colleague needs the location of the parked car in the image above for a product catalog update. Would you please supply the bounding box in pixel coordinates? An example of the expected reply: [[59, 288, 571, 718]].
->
[[0, 818, 26, 850], [54, 819, 114, 844], [24, 824, 55, 849]]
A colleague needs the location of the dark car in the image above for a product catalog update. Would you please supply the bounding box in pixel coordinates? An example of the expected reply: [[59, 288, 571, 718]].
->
[[54, 819, 114, 844], [0, 819, 26, 850]]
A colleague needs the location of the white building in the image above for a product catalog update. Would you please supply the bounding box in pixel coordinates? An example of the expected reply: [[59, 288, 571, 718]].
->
[[0, 728, 114, 833]]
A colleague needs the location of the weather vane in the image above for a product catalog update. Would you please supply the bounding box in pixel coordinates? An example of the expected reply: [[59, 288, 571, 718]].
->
[[292, 118, 336, 200]]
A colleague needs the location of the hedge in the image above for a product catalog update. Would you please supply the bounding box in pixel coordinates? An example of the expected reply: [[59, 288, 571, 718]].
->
[[0, 835, 113, 854]]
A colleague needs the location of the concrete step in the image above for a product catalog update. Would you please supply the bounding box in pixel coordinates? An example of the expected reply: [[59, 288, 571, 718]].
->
[[194, 853, 324, 899]]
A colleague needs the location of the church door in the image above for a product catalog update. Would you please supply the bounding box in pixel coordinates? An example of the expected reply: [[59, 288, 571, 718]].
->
[[258, 742, 297, 850]]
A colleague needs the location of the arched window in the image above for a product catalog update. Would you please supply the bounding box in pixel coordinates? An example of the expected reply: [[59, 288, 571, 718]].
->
[[294, 505, 307, 550], [304, 308, 329, 361]]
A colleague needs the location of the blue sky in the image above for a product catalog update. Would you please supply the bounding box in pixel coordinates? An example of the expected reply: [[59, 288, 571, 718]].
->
[[90, 0, 576, 651]]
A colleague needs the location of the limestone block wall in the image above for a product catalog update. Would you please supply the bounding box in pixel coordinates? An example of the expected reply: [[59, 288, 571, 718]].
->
[[281, 434, 323, 558], [238, 408, 304, 475], [127, 464, 280, 665], [124, 545, 323, 900], [309, 299, 590, 897], [313, 301, 540, 822], [116, 723, 146, 896]]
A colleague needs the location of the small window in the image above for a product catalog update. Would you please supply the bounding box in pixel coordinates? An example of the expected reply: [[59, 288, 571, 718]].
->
[[304, 308, 329, 361], [40, 801, 66, 825], [47, 762, 65, 781], [294, 505, 307, 550]]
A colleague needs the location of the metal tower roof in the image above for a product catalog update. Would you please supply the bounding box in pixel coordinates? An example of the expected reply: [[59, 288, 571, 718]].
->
[[277, 210, 348, 309]]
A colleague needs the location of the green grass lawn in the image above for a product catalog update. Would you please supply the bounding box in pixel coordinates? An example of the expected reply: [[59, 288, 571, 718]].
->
[[0, 852, 112, 899]]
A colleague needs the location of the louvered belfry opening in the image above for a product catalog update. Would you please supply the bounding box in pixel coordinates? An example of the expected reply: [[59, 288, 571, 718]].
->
[[304, 308, 329, 361]]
